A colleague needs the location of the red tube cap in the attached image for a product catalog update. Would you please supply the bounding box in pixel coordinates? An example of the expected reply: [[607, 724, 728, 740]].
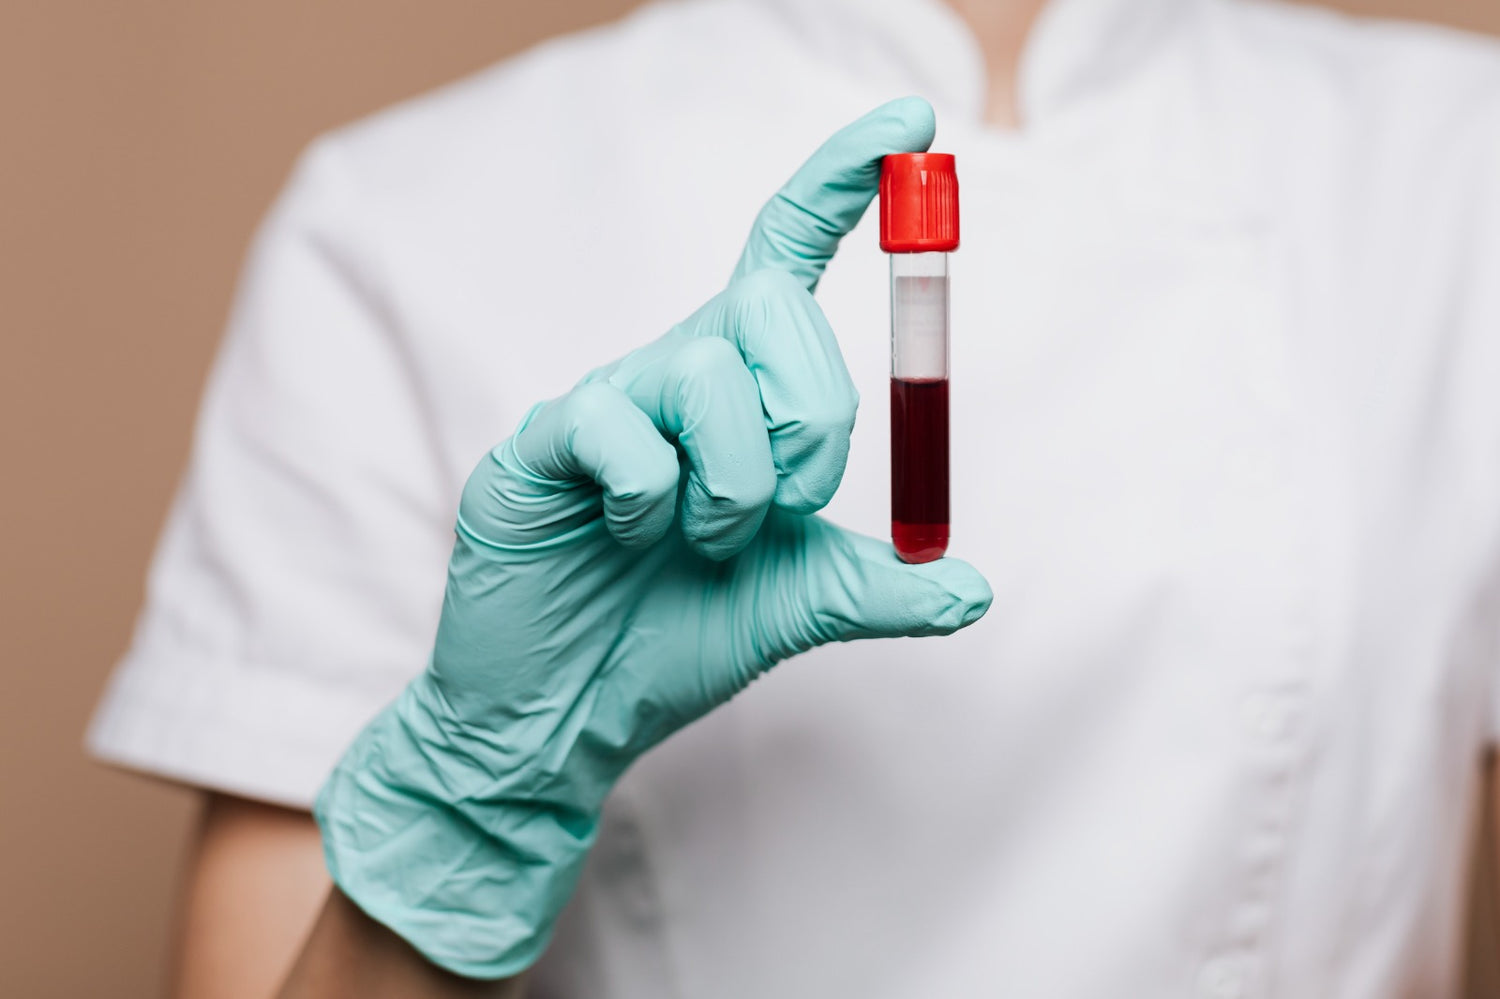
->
[[879, 153, 959, 253]]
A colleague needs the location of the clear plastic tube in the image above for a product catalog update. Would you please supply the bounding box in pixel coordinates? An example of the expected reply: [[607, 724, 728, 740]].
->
[[889, 251, 949, 564]]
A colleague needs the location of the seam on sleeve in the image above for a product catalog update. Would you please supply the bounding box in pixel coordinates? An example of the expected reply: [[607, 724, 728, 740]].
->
[[86, 642, 413, 809]]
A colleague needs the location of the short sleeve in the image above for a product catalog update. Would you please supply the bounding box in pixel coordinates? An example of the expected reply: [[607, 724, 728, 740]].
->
[[1466, 84, 1500, 745], [87, 139, 455, 807], [1471, 88, 1500, 744]]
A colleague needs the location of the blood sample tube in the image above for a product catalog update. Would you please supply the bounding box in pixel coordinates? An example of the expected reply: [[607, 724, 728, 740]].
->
[[880, 152, 959, 564]]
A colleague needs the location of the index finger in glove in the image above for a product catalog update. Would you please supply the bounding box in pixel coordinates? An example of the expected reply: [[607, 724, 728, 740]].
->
[[731, 96, 936, 293], [597, 266, 859, 522], [683, 269, 858, 515]]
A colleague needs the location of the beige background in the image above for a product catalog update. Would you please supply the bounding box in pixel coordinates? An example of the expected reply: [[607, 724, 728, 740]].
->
[[3, 2, 1499, 996]]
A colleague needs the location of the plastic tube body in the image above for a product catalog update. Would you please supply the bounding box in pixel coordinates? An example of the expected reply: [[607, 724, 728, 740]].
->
[[889, 251, 949, 563]]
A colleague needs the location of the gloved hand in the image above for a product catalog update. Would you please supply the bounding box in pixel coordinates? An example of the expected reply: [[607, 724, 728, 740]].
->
[[314, 96, 993, 979]]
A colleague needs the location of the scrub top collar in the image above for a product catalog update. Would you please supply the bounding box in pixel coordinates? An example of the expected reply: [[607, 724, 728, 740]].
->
[[757, 0, 1192, 127]]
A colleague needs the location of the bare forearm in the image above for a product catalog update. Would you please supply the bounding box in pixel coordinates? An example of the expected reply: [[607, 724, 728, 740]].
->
[[277, 889, 526, 999], [172, 794, 330, 999], [174, 793, 523, 999]]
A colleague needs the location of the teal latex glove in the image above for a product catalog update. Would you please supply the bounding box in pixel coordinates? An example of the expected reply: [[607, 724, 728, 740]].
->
[[314, 97, 993, 979]]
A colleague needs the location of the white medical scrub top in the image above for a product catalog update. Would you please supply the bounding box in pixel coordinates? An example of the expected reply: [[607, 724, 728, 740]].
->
[[89, 0, 1500, 994]]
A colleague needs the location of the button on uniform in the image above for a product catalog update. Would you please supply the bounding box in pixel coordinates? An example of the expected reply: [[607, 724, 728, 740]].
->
[[1197, 953, 1256, 999], [1239, 691, 1298, 742]]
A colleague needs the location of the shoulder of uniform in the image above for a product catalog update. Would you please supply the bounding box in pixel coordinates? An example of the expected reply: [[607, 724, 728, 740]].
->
[[1220, 0, 1500, 124], [288, 1, 777, 206]]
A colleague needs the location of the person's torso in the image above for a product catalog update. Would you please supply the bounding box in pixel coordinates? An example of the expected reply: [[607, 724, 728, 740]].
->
[[318, 0, 1500, 993]]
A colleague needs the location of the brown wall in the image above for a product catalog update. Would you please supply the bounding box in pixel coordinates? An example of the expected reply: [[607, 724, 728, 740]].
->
[[3, 2, 1498, 996]]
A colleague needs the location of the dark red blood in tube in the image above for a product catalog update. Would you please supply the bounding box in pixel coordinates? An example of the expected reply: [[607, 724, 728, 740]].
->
[[890, 377, 949, 564]]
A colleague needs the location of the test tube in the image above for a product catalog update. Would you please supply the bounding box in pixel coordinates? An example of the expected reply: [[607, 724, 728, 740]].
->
[[880, 152, 959, 564]]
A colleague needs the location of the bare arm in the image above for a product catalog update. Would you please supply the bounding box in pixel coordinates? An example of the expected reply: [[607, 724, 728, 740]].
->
[[172, 793, 330, 999], [174, 792, 527, 998], [1477, 757, 1500, 993], [277, 890, 525, 998]]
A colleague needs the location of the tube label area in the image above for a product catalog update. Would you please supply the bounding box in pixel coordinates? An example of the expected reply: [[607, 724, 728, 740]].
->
[[891, 275, 948, 380]]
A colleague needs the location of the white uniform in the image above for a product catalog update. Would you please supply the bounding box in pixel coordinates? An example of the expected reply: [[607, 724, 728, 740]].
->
[[89, 0, 1500, 994]]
